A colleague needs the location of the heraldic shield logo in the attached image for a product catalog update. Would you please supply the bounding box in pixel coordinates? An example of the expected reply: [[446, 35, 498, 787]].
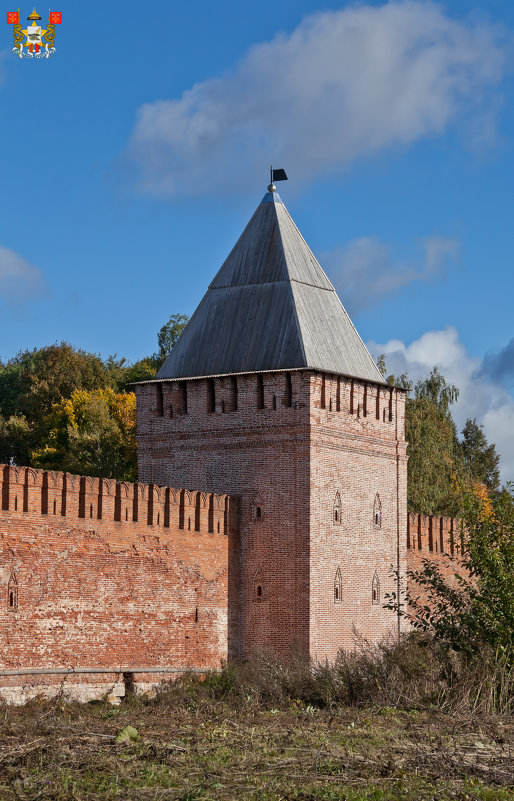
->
[[7, 7, 62, 58]]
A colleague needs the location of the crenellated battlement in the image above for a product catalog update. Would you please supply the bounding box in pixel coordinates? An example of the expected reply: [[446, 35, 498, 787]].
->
[[0, 464, 238, 538], [406, 514, 465, 616], [407, 513, 462, 557], [136, 371, 405, 444]]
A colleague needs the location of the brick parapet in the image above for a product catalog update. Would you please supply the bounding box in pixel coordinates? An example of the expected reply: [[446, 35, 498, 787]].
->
[[136, 372, 404, 443], [0, 464, 237, 539], [406, 513, 461, 557], [406, 513, 465, 612]]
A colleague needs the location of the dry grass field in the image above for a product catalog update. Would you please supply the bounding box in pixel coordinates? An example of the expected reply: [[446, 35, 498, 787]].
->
[[0, 645, 512, 800]]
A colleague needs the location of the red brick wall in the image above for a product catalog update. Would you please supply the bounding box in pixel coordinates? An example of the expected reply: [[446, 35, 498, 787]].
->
[[406, 513, 463, 610], [137, 371, 312, 660], [308, 375, 408, 660], [136, 370, 408, 661], [0, 464, 238, 700]]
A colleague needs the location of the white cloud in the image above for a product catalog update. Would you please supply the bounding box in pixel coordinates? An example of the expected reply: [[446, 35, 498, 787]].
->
[[322, 235, 459, 314], [126, 1, 507, 197], [0, 246, 48, 308], [368, 327, 514, 484]]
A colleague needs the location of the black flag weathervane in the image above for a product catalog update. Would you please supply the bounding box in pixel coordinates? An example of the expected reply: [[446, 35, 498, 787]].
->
[[268, 166, 288, 191]]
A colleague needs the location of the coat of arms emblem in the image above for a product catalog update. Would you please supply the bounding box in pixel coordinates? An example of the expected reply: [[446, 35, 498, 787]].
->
[[7, 7, 61, 58]]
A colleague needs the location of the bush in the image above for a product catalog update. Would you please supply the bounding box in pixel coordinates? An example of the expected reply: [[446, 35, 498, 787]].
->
[[152, 634, 513, 716], [390, 484, 514, 662]]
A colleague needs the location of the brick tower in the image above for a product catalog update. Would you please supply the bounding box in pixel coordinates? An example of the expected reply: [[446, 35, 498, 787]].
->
[[136, 183, 407, 662]]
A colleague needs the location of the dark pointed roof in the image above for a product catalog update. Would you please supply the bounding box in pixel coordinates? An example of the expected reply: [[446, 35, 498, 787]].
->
[[157, 190, 384, 383]]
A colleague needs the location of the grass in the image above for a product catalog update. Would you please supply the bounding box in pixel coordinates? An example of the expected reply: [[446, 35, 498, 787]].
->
[[0, 640, 512, 800]]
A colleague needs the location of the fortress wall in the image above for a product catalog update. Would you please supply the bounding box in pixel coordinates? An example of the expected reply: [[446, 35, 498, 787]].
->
[[0, 462, 465, 706], [406, 513, 464, 610], [0, 464, 238, 704]]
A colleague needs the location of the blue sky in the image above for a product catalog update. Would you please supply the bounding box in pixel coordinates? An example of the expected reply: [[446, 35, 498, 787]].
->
[[1, 0, 514, 479]]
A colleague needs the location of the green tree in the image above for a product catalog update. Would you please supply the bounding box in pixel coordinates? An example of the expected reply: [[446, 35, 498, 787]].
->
[[413, 366, 459, 414], [0, 343, 114, 465], [157, 313, 189, 361], [400, 483, 514, 661], [0, 414, 32, 466], [406, 397, 462, 516], [0, 318, 189, 471], [31, 388, 137, 482], [460, 418, 500, 492], [406, 368, 462, 516], [0, 343, 110, 420], [376, 358, 463, 515]]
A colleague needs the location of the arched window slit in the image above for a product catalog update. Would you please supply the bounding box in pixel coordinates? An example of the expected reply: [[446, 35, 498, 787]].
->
[[372, 571, 380, 605], [334, 567, 342, 603], [333, 491, 342, 525], [373, 494, 382, 529], [7, 572, 18, 611]]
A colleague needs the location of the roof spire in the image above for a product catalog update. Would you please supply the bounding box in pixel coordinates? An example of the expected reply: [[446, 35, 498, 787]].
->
[[156, 185, 384, 384]]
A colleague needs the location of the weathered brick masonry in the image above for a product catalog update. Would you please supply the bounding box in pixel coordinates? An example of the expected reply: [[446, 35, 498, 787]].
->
[[308, 374, 408, 661], [0, 464, 238, 703]]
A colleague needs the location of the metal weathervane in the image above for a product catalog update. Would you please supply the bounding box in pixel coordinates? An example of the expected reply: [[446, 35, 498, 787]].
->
[[268, 166, 288, 192], [7, 7, 62, 59]]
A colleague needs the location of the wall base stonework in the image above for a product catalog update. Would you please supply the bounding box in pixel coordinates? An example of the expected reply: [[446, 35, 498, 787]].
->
[[0, 668, 202, 705]]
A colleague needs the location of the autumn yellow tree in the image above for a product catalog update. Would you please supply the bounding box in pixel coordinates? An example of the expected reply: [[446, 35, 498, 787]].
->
[[31, 388, 137, 482]]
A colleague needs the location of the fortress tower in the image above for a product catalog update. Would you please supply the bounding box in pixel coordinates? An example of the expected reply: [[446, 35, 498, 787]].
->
[[136, 185, 408, 661]]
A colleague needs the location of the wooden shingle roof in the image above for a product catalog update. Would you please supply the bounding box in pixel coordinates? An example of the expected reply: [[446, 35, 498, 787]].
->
[[157, 190, 384, 383]]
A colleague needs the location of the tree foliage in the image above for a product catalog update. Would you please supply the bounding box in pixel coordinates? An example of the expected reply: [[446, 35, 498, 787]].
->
[[0, 343, 112, 420], [31, 388, 137, 482], [0, 313, 188, 479], [406, 368, 462, 516], [157, 313, 189, 361], [377, 358, 504, 517], [396, 483, 514, 661], [0, 343, 115, 466], [460, 418, 501, 492], [406, 395, 461, 517], [412, 366, 459, 414]]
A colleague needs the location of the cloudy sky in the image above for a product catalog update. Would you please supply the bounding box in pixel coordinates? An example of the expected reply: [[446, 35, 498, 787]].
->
[[1, 0, 514, 481]]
